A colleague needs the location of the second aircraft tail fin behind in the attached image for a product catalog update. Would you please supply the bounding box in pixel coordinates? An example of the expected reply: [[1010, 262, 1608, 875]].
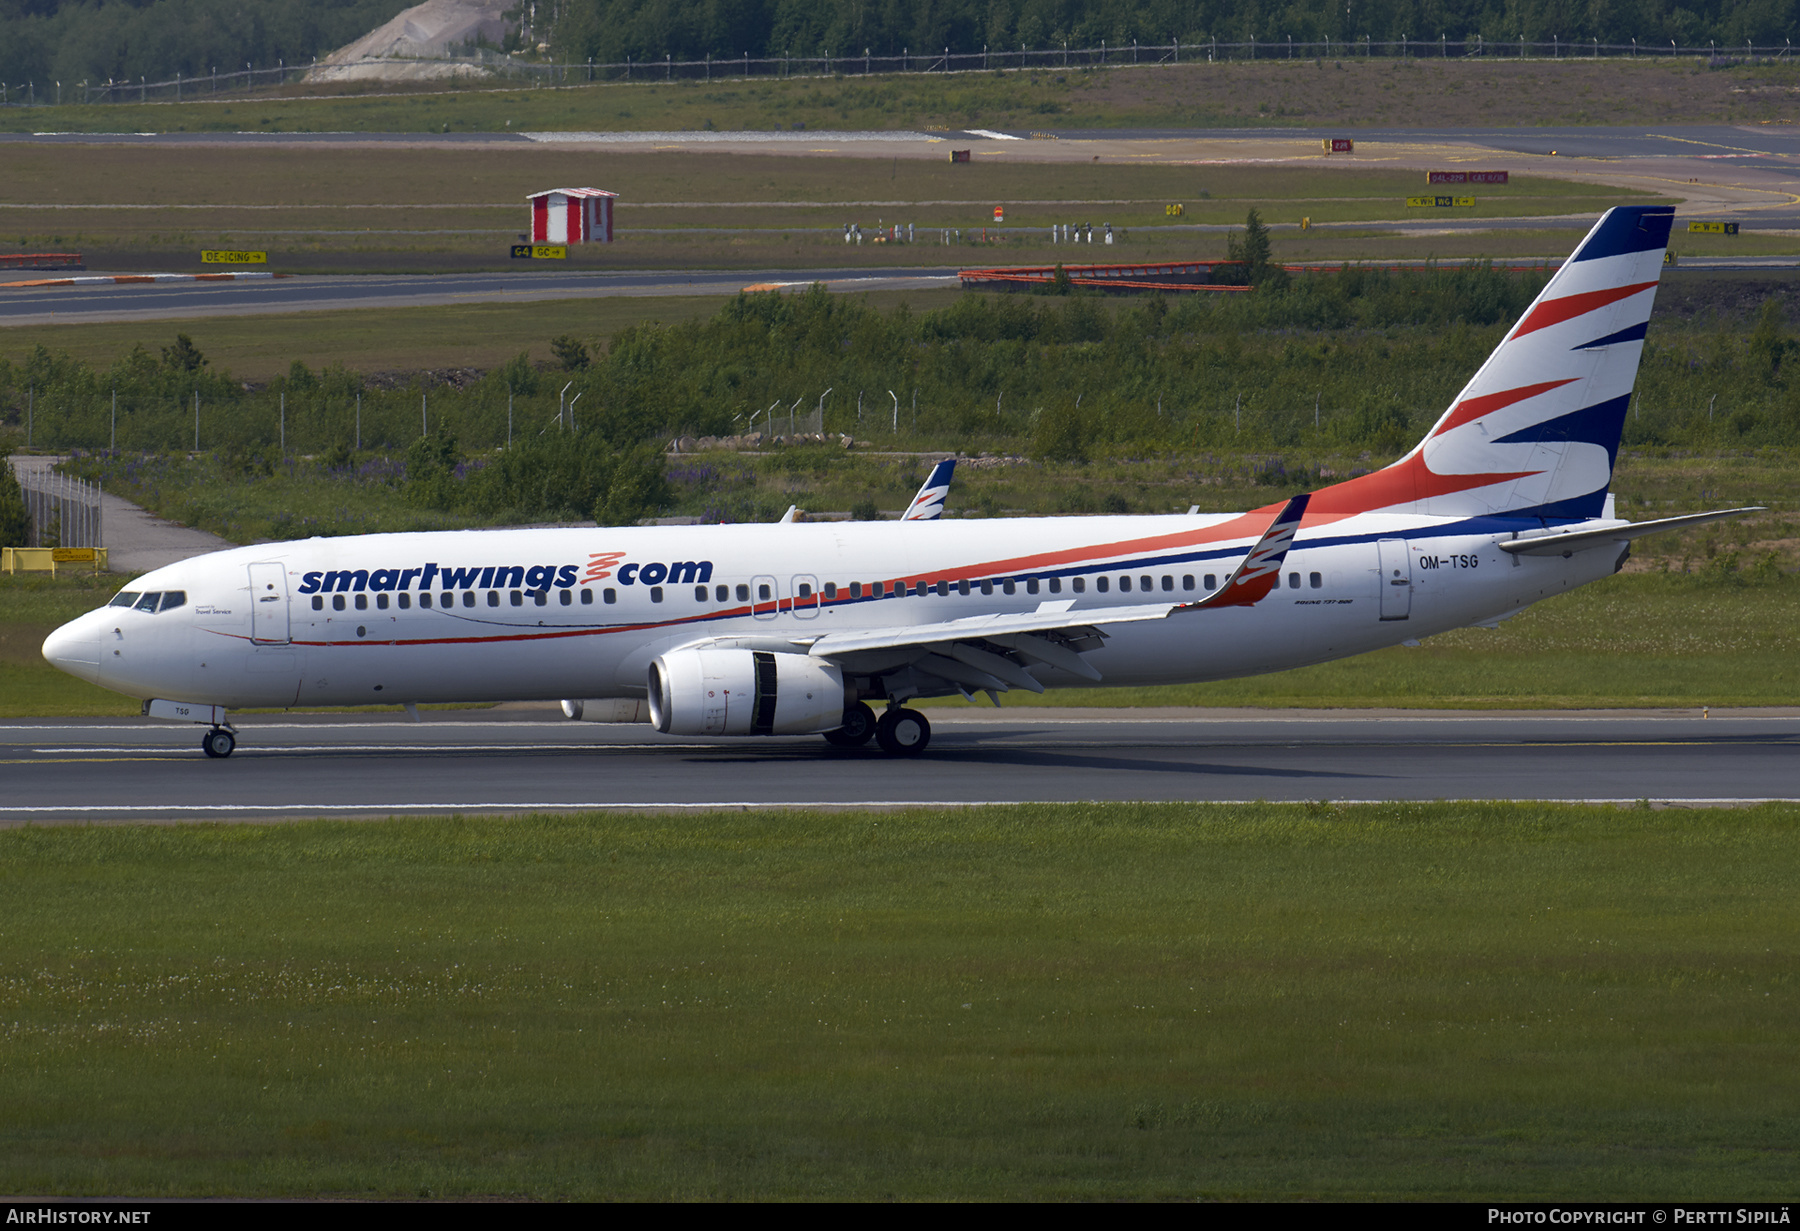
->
[[902, 458, 956, 521]]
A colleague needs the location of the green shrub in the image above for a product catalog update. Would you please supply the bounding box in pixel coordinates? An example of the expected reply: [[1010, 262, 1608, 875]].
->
[[0, 446, 28, 548]]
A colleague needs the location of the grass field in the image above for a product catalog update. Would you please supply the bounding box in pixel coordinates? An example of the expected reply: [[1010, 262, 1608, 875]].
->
[[2, 148, 1630, 213], [0, 293, 810, 381], [929, 571, 1800, 711], [0, 143, 1655, 273], [4, 57, 1799, 135], [2, 802, 1795, 1198]]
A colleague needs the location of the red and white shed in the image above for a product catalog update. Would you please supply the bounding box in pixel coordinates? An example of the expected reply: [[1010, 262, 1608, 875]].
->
[[528, 187, 617, 244]]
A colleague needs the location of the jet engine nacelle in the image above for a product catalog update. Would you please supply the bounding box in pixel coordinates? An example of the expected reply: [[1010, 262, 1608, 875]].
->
[[648, 648, 846, 736]]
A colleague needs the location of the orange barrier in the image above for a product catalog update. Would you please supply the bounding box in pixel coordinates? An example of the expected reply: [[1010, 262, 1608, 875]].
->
[[0, 253, 83, 270], [959, 259, 1566, 294], [1279, 261, 1563, 274], [959, 261, 1250, 293]]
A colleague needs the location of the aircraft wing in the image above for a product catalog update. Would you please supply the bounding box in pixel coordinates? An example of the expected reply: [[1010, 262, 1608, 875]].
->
[[797, 494, 1310, 693], [1497, 507, 1763, 556], [802, 599, 1184, 656]]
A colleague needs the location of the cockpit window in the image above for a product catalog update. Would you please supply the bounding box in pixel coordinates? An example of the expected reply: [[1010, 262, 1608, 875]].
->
[[114, 591, 188, 614]]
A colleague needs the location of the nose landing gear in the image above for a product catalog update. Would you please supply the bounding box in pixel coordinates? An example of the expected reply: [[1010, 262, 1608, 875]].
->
[[201, 727, 237, 759]]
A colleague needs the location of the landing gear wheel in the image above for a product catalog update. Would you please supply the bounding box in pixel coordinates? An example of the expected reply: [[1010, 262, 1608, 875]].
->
[[201, 728, 236, 759], [875, 707, 931, 756], [823, 701, 878, 748]]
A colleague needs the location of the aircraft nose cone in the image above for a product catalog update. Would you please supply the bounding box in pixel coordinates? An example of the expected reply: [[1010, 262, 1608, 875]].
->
[[42, 617, 103, 686]]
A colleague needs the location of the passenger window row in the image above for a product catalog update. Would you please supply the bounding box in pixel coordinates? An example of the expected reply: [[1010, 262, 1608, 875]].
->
[[309, 588, 603, 612], [109, 590, 186, 613], [809, 573, 1225, 599], [299, 569, 1322, 616]]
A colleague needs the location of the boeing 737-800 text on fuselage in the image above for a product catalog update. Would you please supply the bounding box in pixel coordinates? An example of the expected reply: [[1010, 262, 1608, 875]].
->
[[41, 207, 1755, 758]]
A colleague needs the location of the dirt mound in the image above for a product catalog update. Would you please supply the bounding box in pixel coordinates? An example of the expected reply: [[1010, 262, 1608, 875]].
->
[[309, 0, 514, 83]]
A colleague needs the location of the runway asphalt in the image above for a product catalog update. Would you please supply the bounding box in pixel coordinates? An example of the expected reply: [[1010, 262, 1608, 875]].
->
[[1039, 123, 1800, 159], [4, 253, 1793, 328], [4, 707, 1795, 822], [0, 267, 961, 327], [7, 122, 1800, 156]]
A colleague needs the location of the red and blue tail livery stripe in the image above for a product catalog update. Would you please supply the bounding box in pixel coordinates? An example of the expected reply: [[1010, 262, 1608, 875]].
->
[[1303, 206, 1675, 524]]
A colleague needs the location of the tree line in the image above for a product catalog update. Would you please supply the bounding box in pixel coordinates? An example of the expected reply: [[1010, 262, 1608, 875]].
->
[[3, 0, 1795, 97], [553, 0, 1795, 65], [0, 0, 411, 93], [4, 263, 1799, 521]]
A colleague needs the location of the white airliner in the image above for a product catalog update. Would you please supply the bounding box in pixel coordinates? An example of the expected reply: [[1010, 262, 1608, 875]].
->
[[42, 206, 1754, 758]]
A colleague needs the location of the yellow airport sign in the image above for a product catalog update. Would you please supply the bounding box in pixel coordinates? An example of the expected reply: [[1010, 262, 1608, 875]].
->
[[1406, 196, 1476, 208], [511, 244, 568, 259], [2, 546, 107, 574], [200, 249, 267, 264], [1687, 221, 1740, 235]]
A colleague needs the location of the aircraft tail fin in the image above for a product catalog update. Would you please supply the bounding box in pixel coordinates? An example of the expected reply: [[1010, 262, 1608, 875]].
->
[[902, 458, 956, 521], [1309, 205, 1676, 523]]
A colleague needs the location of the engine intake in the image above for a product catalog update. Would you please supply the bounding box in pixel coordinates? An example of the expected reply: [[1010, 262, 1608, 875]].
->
[[648, 648, 845, 736]]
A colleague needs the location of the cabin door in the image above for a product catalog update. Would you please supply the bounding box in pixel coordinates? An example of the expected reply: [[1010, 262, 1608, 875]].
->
[[247, 562, 291, 644], [1376, 539, 1412, 621]]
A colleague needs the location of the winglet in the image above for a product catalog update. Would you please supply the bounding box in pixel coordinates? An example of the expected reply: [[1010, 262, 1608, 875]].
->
[[1184, 494, 1311, 610], [902, 458, 956, 521]]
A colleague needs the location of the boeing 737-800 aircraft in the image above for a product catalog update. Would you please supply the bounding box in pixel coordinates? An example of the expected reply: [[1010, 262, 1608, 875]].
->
[[42, 206, 1754, 758]]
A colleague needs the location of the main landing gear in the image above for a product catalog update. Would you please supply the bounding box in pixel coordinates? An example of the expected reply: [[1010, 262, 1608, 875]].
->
[[822, 702, 931, 756], [201, 727, 236, 759], [823, 701, 878, 748], [875, 707, 931, 756]]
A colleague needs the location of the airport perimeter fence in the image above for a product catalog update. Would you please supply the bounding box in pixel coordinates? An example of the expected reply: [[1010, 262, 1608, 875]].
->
[[1, 35, 1794, 106], [13, 467, 102, 550]]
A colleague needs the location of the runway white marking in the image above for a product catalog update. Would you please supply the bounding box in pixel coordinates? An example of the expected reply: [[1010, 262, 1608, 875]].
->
[[28, 743, 723, 754], [522, 130, 938, 144], [1, 798, 1796, 816], [3, 713, 1790, 733]]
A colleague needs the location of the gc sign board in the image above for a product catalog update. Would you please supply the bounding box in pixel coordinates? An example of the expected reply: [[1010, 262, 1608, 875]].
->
[[1427, 171, 1509, 185], [511, 244, 568, 259]]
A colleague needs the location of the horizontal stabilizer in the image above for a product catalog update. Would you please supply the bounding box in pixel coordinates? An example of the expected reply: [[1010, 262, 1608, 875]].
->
[[1498, 508, 1763, 556]]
